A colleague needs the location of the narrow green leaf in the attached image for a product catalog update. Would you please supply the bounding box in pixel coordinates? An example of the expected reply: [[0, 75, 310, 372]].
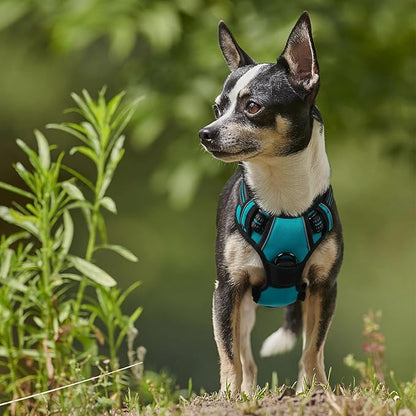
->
[[96, 212, 107, 244], [0, 181, 34, 199], [109, 135, 125, 165], [96, 286, 111, 316], [14, 162, 35, 193], [47, 123, 89, 146], [3, 231, 30, 247], [33, 316, 45, 328], [16, 139, 42, 172], [50, 151, 64, 185], [107, 91, 126, 121], [61, 210, 74, 255], [34, 130, 50, 171], [70, 256, 117, 287], [82, 89, 97, 114], [61, 165, 94, 192], [71, 92, 97, 127], [129, 306, 143, 325], [96, 244, 138, 262], [25, 203, 38, 216], [115, 307, 143, 351], [0, 249, 13, 278], [81, 122, 100, 154], [52, 224, 64, 250], [99, 136, 125, 198], [110, 97, 142, 140], [116, 281, 142, 308], [62, 181, 85, 201], [96, 89, 107, 127], [3, 278, 28, 293], [69, 146, 98, 164], [100, 196, 117, 213], [0, 206, 39, 236], [59, 273, 82, 281]]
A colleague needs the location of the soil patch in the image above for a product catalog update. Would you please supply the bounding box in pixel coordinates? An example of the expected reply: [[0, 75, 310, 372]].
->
[[144, 389, 413, 416]]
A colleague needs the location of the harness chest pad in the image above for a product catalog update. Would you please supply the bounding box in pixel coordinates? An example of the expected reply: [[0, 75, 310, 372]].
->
[[235, 181, 334, 307]]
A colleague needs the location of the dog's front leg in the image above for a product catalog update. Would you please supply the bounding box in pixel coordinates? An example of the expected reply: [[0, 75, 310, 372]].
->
[[297, 281, 337, 392], [212, 278, 245, 395], [239, 289, 257, 394]]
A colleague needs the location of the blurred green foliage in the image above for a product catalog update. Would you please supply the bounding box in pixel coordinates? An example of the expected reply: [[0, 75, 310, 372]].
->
[[0, 0, 414, 393]]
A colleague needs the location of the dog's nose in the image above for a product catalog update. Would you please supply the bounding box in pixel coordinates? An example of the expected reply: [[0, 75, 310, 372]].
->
[[199, 127, 218, 147]]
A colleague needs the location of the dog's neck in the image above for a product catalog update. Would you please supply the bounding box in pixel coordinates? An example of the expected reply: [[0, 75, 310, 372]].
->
[[242, 120, 330, 217]]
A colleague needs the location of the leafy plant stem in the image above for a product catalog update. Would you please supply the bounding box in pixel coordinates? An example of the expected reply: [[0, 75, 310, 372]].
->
[[70, 146, 104, 349], [40, 192, 54, 339]]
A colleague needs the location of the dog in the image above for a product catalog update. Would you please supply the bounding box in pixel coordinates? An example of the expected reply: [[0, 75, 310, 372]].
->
[[198, 12, 343, 395]]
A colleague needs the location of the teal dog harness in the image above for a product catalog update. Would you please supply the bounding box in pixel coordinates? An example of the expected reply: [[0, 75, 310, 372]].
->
[[235, 181, 334, 307]]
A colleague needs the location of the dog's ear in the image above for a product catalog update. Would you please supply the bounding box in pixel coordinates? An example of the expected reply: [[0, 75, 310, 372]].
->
[[218, 21, 256, 72], [279, 12, 319, 99]]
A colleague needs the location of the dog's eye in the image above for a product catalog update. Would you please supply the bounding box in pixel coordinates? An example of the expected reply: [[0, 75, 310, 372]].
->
[[245, 101, 262, 115], [213, 104, 221, 119]]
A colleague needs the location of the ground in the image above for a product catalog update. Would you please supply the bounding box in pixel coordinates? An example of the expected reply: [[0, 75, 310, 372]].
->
[[125, 387, 414, 416]]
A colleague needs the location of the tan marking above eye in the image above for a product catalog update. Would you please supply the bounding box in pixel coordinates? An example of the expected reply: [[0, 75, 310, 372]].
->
[[239, 87, 250, 98]]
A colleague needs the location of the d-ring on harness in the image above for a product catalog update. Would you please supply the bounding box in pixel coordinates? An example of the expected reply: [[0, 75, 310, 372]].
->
[[235, 180, 335, 307]]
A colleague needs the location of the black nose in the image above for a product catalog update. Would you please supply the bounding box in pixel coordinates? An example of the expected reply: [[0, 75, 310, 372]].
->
[[199, 127, 219, 148]]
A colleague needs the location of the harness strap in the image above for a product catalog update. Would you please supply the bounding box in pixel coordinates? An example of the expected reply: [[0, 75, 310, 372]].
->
[[235, 181, 335, 307]]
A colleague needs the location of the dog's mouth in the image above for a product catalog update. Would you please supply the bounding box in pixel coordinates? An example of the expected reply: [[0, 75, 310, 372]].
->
[[208, 147, 259, 161]]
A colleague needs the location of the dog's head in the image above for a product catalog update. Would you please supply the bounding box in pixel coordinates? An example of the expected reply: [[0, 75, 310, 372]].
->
[[199, 12, 321, 162]]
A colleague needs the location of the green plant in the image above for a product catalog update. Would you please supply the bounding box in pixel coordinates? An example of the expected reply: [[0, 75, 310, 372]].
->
[[344, 310, 416, 414], [0, 89, 142, 414], [344, 310, 386, 389]]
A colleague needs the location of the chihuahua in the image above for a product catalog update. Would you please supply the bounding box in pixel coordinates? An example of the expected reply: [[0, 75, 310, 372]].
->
[[199, 12, 343, 394]]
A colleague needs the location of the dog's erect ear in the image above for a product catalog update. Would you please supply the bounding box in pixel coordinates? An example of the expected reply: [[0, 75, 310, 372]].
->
[[279, 12, 319, 98], [218, 21, 256, 72]]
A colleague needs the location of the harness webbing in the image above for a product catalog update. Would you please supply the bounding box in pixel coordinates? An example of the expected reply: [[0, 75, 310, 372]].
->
[[235, 181, 334, 307]]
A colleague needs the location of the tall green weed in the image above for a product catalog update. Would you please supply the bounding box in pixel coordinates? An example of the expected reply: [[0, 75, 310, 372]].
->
[[0, 89, 142, 415]]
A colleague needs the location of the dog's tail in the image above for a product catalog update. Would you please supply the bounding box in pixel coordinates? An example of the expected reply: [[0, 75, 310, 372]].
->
[[260, 302, 302, 357]]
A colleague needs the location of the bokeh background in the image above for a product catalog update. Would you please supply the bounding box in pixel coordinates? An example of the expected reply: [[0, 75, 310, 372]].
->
[[0, 0, 414, 392]]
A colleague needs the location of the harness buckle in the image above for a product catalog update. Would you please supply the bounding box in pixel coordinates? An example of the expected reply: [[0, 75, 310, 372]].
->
[[251, 211, 267, 234], [273, 252, 297, 266], [309, 210, 324, 233]]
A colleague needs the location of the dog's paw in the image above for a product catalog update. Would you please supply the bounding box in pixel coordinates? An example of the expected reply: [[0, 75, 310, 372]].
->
[[260, 327, 297, 357]]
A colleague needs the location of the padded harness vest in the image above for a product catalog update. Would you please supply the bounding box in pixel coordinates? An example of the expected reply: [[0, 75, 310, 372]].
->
[[235, 181, 334, 307]]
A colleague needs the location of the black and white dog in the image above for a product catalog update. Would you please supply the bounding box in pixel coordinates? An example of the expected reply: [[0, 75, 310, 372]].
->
[[199, 12, 343, 394]]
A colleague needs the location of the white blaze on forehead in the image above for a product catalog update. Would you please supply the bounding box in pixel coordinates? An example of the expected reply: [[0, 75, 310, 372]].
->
[[222, 64, 267, 117]]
